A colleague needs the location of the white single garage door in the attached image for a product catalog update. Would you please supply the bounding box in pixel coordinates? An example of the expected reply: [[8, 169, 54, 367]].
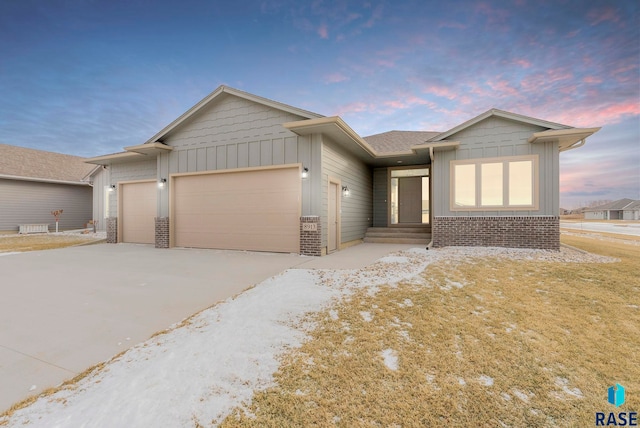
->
[[173, 166, 300, 253], [120, 181, 157, 244]]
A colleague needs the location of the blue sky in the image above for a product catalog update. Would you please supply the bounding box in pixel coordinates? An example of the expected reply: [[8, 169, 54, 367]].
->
[[0, 0, 638, 208]]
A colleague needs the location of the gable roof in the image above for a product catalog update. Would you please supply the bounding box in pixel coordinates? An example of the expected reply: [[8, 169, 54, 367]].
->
[[429, 108, 571, 142], [426, 108, 599, 152], [0, 144, 96, 185], [144, 85, 324, 145], [363, 130, 441, 154], [584, 198, 640, 211]]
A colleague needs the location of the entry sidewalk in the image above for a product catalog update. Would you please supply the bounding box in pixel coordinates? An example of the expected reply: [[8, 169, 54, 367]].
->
[[0, 242, 415, 411]]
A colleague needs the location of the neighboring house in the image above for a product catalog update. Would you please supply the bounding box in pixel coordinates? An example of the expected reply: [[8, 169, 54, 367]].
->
[[86, 86, 600, 254], [584, 199, 640, 220], [0, 144, 96, 232]]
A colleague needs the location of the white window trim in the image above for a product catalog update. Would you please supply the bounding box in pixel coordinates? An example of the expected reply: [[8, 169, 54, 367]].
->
[[449, 154, 539, 211]]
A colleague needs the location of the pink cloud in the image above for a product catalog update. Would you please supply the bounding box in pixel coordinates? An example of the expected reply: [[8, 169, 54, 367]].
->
[[439, 21, 466, 30], [428, 85, 458, 100], [512, 59, 531, 68], [583, 76, 603, 84], [486, 79, 519, 97], [317, 23, 328, 39], [334, 101, 371, 116], [324, 72, 349, 84], [588, 6, 622, 26], [550, 102, 640, 128]]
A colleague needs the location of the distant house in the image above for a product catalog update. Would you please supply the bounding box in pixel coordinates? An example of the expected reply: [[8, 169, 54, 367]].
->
[[0, 144, 96, 232], [86, 85, 600, 253], [584, 199, 640, 220]]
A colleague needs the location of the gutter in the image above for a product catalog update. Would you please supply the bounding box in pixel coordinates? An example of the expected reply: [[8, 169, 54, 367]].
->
[[0, 174, 92, 187]]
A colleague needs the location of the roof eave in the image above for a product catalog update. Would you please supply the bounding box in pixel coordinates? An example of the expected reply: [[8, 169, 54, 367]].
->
[[527, 127, 601, 151], [0, 174, 92, 186], [85, 152, 147, 166]]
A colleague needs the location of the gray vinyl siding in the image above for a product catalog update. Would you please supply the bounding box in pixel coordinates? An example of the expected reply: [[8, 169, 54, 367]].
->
[[321, 137, 373, 248], [433, 116, 559, 217], [156, 94, 319, 218], [90, 167, 110, 231], [0, 178, 92, 231], [373, 167, 388, 227], [108, 159, 157, 216]]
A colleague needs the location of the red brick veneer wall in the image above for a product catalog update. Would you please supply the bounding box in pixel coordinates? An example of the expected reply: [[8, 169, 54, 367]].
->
[[155, 217, 170, 249], [300, 216, 322, 256], [432, 216, 559, 250], [106, 217, 117, 243]]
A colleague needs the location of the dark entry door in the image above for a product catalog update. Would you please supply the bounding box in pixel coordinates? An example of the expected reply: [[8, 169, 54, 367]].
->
[[398, 176, 422, 223]]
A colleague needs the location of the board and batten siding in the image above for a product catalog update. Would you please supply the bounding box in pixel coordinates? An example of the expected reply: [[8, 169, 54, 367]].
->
[[432, 116, 559, 217], [321, 137, 373, 248], [156, 94, 320, 218], [372, 167, 388, 227], [108, 158, 158, 216], [0, 178, 92, 231]]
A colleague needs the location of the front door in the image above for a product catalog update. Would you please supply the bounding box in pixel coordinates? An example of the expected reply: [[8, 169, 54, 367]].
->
[[390, 167, 429, 225], [328, 181, 339, 252], [398, 176, 422, 223]]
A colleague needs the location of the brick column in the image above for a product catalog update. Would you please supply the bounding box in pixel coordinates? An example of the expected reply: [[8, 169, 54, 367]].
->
[[106, 217, 117, 243], [300, 216, 321, 256], [155, 217, 170, 249]]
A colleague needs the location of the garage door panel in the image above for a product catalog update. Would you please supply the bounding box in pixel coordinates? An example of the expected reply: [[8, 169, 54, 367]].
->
[[174, 167, 300, 253], [121, 181, 156, 244]]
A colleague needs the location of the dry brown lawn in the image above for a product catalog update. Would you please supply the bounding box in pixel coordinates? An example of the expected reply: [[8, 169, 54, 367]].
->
[[221, 236, 639, 427], [0, 234, 102, 253]]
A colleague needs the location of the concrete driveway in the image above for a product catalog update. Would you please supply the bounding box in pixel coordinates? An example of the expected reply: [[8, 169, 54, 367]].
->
[[0, 241, 416, 411]]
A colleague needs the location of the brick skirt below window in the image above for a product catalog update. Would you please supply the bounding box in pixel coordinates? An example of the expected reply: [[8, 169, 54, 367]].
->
[[432, 216, 559, 250]]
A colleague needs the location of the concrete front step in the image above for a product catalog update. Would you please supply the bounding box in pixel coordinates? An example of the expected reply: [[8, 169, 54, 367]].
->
[[365, 232, 431, 239], [366, 227, 431, 234], [364, 236, 431, 244]]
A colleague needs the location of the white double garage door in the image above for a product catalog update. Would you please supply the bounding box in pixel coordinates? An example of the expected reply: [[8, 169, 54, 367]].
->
[[120, 166, 301, 253]]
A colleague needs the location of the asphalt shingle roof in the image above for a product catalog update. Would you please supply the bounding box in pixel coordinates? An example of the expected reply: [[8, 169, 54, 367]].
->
[[0, 144, 95, 183], [363, 130, 441, 154], [585, 198, 640, 211]]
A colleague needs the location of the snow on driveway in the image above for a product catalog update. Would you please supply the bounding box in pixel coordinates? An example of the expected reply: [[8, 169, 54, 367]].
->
[[0, 246, 614, 428]]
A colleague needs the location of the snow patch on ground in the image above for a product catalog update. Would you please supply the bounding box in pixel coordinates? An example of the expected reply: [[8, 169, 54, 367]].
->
[[478, 375, 494, 386], [378, 255, 410, 264], [360, 311, 373, 322], [381, 349, 399, 371]]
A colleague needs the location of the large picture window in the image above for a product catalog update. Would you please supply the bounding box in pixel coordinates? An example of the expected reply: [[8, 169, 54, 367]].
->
[[451, 155, 538, 210]]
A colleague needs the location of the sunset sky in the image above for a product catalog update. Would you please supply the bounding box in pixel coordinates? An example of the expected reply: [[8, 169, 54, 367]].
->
[[0, 0, 638, 209]]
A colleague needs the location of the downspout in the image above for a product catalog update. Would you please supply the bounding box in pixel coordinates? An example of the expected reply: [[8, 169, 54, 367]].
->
[[426, 146, 435, 250], [560, 138, 586, 152]]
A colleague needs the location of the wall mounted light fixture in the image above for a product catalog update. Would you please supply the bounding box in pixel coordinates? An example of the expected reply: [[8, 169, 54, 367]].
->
[[108, 185, 115, 192], [158, 178, 167, 189], [342, 185, 350, 197], [301, 167, 309, 179]]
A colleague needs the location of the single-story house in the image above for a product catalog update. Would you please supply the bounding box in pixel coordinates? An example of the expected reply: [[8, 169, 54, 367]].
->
[[0, 144, 96, 232], [86, 86, 600, 255], [584, 199, 640, 220]]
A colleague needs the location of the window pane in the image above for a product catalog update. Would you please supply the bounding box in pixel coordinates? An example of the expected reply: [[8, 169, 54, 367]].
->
[[454, 164, 476, 207], [509, 161, 533, 205], [481, 163, 503, 206], [390, 177, 398, 224], [391, 168, 429, 178], [422, 177, 429, 223]]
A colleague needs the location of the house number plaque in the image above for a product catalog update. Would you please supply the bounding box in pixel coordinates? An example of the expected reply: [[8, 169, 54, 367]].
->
[[302, 223, 318, 231]]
